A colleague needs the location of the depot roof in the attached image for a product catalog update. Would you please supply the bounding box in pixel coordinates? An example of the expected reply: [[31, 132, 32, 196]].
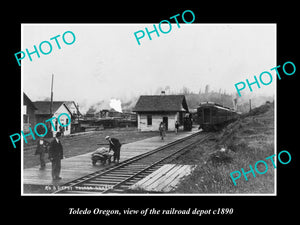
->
[[133, 95, 189, 112]]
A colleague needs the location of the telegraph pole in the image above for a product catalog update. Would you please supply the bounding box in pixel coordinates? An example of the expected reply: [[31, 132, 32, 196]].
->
[[50, 74, 54, 115], [77, 103, 80, 123]]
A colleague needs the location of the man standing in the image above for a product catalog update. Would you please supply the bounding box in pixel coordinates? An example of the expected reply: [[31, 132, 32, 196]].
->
[[49, 132, 64, 180], [105, 136, 122, 163], [34, 138, 50, 170], [59, 125, 65, 137], [159, 122, 166, 140], [175, 121, 179, 134]]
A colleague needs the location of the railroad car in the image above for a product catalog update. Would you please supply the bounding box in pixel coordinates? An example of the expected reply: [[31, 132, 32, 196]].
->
[[197, 102, 238, 131]]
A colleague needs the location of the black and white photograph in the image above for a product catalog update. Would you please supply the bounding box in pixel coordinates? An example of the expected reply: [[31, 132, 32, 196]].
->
[[5, 4, 298, 221], [21, 23, 276, 195]]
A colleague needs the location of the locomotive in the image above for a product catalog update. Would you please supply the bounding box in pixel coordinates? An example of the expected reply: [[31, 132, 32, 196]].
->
[[197, 102, 238, 131], [183, 113, 193, 131]]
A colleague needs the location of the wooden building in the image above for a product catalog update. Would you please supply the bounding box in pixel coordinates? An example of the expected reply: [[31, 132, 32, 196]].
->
[[121, 111, 137, 121], [33, 101, 72, 136], [64, 101, 81, 133], [85, 108, 122, 119], [23, 93, 37, 132], [133, 95, 189, 131]]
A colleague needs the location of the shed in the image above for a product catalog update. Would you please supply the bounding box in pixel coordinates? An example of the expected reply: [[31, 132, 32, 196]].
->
[[133, 95, 189, 131]]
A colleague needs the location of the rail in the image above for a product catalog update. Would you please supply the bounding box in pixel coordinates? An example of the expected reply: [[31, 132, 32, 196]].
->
[[53, 131, 211, 194]]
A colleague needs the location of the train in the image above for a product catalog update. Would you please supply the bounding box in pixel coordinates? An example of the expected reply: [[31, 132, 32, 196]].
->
[[197, 102, 239, 131], [183, 113, 193, 131]]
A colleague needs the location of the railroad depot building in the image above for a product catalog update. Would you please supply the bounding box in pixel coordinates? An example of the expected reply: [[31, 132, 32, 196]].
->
[[133, 94, 189, 131]]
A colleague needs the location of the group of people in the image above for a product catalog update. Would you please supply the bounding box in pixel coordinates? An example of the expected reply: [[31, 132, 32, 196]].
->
[[35, 133, 122, 181], [35, 120, 184, 181], [35, 132, 64, 180]]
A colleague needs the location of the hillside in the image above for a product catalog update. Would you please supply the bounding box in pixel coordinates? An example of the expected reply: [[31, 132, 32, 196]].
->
[[174, 102, 275, 194], [120, 88, 273, 114]]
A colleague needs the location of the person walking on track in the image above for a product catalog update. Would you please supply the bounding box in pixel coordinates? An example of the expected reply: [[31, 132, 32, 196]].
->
[[105, 136, 122, 163], [49, 132, 64, 180]]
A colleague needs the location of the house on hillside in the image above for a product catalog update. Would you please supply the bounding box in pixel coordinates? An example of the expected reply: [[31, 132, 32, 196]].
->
[[133, 94, 189, 131], [33, 101, 72, 136], [23, 93, 37, 132]]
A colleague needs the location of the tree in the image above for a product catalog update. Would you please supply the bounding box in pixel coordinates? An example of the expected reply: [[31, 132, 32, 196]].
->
[[205, 84, 210, 94], [165, 86, 170, 94], [181, 86, 191, 95]]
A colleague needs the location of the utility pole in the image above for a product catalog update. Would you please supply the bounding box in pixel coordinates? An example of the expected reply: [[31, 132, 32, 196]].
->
[[77, 103, 80, 123], [50, 74, 54, 115]]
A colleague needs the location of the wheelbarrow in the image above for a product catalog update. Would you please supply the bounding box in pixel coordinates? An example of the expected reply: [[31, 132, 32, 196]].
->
[[91, 147, 114, 166]]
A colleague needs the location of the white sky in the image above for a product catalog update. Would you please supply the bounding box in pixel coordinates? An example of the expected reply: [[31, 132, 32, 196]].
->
[[22, 24, 276, 112]]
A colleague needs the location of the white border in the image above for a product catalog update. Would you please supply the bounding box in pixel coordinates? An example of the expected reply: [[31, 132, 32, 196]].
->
[[21, 24, 24, 195], [21, 23, 277, 196]]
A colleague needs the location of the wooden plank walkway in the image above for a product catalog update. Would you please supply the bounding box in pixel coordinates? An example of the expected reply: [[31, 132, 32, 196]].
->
[[23, 129, 200, 187], [129, 164, 196, 192]]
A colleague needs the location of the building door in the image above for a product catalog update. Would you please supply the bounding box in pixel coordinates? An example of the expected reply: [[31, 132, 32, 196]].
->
[[163, 117, 168, 130]]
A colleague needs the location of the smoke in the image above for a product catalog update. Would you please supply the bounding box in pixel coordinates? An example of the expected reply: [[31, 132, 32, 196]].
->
[[79, 98, 123, 115], [109, 98, 122, 112], [121, 96, 139, 112], [79, 99, 110, 114]]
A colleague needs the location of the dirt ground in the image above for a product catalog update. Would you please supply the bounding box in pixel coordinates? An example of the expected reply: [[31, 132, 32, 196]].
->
[[23, 127, 158, 169], [173, 102, 275, 194]]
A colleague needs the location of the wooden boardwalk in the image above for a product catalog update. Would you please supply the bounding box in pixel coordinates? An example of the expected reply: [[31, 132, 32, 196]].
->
[[129, 164, 196, 192], [23, 129, 200, 187]]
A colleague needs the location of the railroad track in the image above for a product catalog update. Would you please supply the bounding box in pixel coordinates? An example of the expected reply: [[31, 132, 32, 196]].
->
[[53, 131, 212, 194]]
